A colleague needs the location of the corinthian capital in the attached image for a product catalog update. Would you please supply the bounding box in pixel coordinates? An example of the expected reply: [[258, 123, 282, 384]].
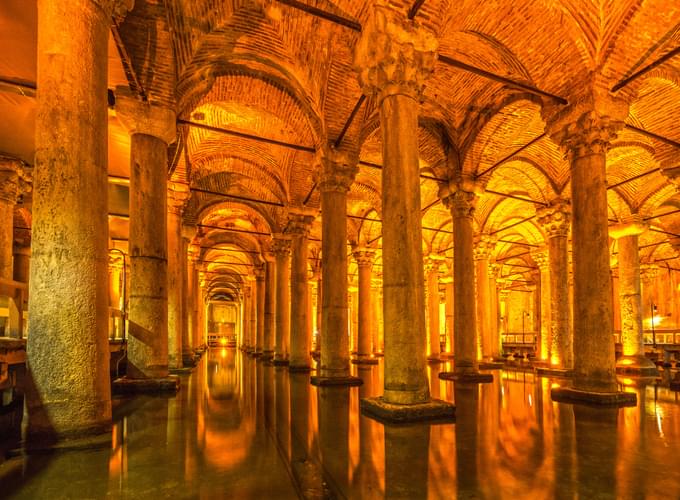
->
[[542, 84, 629, 160], [438, 176, 484, 218], [315, 147, 358, 194], [536, 198, 571, 238], [271, 234, 292, 257], [167, 182, 190, 215], [0, 156, 30, 204], [287, 207, 317, 236], [354, 3, 438, 103], [352, 247, 376, 268], [473, 234, 495, 260]]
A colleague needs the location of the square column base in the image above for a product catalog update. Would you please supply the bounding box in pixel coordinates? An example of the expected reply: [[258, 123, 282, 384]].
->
[[551, 386, 637, 407], [360, 396, 455, 424], [310, 375, 363, 387], [536, 367, 573, 378], [478, 361, 504, 370], [427, 356, 443, 363], [352, 357, 379, 365], [438, 371, 493, 383], [272, 358, 290, 366], [112, 376, 180, 395], [289, 364, 313, 373], [373, 352, 385, 357], [169, 367, 193, 375]]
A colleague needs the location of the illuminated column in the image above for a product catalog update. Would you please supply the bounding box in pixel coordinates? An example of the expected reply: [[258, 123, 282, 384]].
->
[[289, 210, 316, 371], [532, 248, 550, 361], [249, 276, 257, 352], [349, 286, 358, 353], [640, 265, 658, 344], [263, 255, 276, 360], [314, 267, 322, 353], [180, 226, 195, 365], [186, 243, 199, 355], [13, 244, 31, 284], [355, 4, 454, 419], [488, 263, 500, 358], [498, 287, 510, 338], [610, 217, 657, 375], [272, 235, 291, 365], [442, 275, 454, 356], [0, 158, 27, 281], [545, 95, 635, 403], [255, 266, 265, 356], [167, 182, 190, 369], [242, 284, 252, 350], [439, 181, 492, 382], [27, 0, 132, 437], [312, 149, 360, 385], [116, 93, 176, 381], [537, 200, 572, 368], [372, 279, 382, 355], [352, 248, 377, 364], [425, 257, 442, 361], [474, 235, 495, 361], [108, 254, 124, 340]]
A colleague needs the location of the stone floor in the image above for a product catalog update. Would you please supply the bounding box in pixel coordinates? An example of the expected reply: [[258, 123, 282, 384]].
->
[[1, 350, 680, 499]]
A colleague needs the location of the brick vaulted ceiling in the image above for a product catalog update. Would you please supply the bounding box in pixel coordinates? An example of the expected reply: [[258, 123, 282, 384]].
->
[[2, 0, 680, 294]]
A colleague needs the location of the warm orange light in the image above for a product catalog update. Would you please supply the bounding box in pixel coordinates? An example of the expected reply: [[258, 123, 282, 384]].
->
[[551, 382, 560, 389], [621, 377, 634, 386], [219, 337, 227, 346]]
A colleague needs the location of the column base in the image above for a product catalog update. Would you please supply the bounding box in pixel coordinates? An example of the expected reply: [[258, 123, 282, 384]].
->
[[438, 371, 493, 383], [169, 367, 193, 375], [272, 358, 290, 366], [373, 351, 384, 357], [478, 361, 504, 370], [536, 367, 573, 378], [427, 356, 443, 363], [352, 357, 379, 365], [440, 352, 454, 359], [360, 396, 455, 424], [261, 351, 274, 361], [289, 364, 312, 373], [551, 386, 637, 407], [112, 376, 180, 395], [182, 354, 197, 367], [252, 351, 263, 358], [616, 355, 659, 377], [310, 375, 363, 387]]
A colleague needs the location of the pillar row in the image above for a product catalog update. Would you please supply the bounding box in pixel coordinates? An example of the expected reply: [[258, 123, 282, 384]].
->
[[353, 248, 377, 364], [263, 255, 276, 359], [532, 248, 550, 361], [425, 257, 442, 362], [272, 235, 291, 365], [474, 235, 495, 361]]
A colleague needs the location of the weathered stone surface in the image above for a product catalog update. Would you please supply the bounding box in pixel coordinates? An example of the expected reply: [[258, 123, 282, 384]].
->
[[551, 386, 637, 407], [112, 375, 180, 394], [360, 396, 455, 424]]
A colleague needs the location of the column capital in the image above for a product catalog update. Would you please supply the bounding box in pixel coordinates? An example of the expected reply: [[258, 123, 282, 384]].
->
[[315, 147, 358, 193], [542, 90, 628, 160], [0, 156, 31, 204], [473, 234, 496, 260], [639, 264, 658, 283], [531, 248, 549, 270], [254, 264, 266, 281], [354, 3, 438, 103], [609, 215, 648, 239], [287, 207, 317, 235], [536, 198, 571, 238], [115, 88, 176, 144], [188, 243, 200, 262], [353, 247, 376, 268], [168, 182, 191, 215], [438, 177, 484, 218], [271, 234, 292, 257], [424, 255, 444, 273], [488, 262, 500, 279], [182, 223, 198, 241]]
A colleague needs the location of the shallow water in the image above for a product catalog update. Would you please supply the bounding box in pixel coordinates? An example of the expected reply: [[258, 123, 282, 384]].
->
[[1, 349, 679, 499]]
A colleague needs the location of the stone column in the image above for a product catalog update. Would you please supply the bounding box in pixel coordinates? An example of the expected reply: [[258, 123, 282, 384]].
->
[[0, 158, 27, 281], [255, 266, 266, 357], [488, 263, 500, 359], [27, 0, 132, 438], [425, 257, 442, 362], [263, 255, 276, 360], [474, 235, 495, 362], [352, 248, 377, 364], [312, 149, 360, 386], [116, 92, 177, 384], [442, 276, 454, 357], [372, 279, 383, 356], [545, 96, 635, 404], [532, 248, 550, 362], [355, 4, 454, 420], [439, 182, 492, 383], [610, 217, 657, 375], [187, 246, 200, 350], [640, 265, 658, 343], [288, 210, 315, 371], [249, 276, 257, 352], [180, 226, 195, 365], [314, 269, 322, 353], [167, 182, 190, 370], [536, 200, 572, 368], [13, 244, 31, 284], [272, 236, 291, 365], [108, 254, 124, 340], [242, 285, 251, 350]]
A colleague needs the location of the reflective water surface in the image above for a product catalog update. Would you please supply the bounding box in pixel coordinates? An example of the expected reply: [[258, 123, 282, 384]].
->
[[1, 349, 680, 499]]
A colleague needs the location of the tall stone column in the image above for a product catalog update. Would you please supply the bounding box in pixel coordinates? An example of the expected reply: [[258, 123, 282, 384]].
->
[[108, 254, 124, 340], [439, 182, 492, 383], [288, 211, 315, 371], [187, 246, 200, 350], [242, 285, 251, 350], [255, 266, 266, 357], [610, 217, 657, 376], [537, 200, 573, 369], [488, 263, 500, 359], [167, 182, 190, 369], [425, 257, 442, 362], [314, 268, 322, 353], [180, 226, 195, 365], [355, 4, 454, 420], [272, 236, 291, 365], [442, 276, 454, 357], [0, 158, 27, 281], [263, 255, 276, 360], [13, 244, 31, 284], [249, 276, 257, 352], [532, 248, 551, 362], [474, 235, 495, 362], [372, 279, 383, 356], [116, 92, 177, 385], [545, 96, 635, 404], [27, 0, 132, 438], [311, 149, 360, 386], [352, 248, 378, 364]]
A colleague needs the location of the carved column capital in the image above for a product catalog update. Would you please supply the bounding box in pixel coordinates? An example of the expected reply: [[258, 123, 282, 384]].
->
[[438, 177, 484, 219], [354, 3, 438, 103], [609, 214, 648, 239], [271, 234, 292, 257], [315, 148, 358, 193], [542, 90, 629, 161], [287, 208, 317, 236], [473, 234, 496, 260], [353, 247, 376, 268], [108, 253, 125, 270], [115, 87, 177, 144], [536, 198, 571, 238], [0, 156, 30, 204], [168, 182, 191, 215], [531, 248, 549, 270], [488, 262, 500, 279], [424, 256, 442, 274]]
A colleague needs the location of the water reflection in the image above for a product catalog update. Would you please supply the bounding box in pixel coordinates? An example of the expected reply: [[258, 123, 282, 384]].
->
[[1, 352, 680, 499]]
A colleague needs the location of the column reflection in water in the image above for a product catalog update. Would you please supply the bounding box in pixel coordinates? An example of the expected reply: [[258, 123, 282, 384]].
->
[[353, 367, 382, 498], [553, 394, 576, 499], [454, 382, 481, 497], [289, 372, 323, 497], [574, 405, 618, 499], [385, 423, 430, 500], [275, 366, 291, 463], [318, 386, 350, 496], [617, 383, 647, 499]]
